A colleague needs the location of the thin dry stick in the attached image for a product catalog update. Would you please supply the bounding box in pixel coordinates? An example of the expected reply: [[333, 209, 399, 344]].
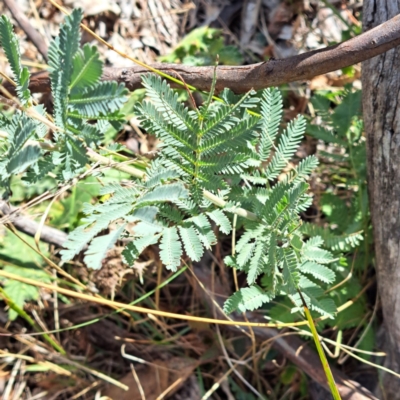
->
[[338, 293, 379, 364], [130, 364, 146, 400], [210, 262, 262, 398], [230, 214, 260, 391], [155, 377, 184, 400], [0, 268, 346, 328], [69, 381, 101, 400], [201, 347, 254, 400], [155, 261, 162, 309], [2, 358, 22, 400], [0, 351, 70, 376]]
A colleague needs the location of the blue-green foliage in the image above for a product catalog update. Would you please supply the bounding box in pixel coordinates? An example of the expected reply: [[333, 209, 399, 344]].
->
[[62, 74, 337, 317], [267, 88, 371, 340], [0, 10, 339, 318], [303, 89, 367, 254], [0, 10, 128, 197], [159, 27, 243, 66], [0, 15, 31, 105]]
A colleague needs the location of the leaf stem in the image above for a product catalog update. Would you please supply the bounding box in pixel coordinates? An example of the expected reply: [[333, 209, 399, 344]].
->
[[299, 290, 342, 400]]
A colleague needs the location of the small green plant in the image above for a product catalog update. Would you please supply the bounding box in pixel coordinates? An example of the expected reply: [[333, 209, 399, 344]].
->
[[303, 88, 374, 359], [159, 26, 243, 66], [0, 10, 128, 197], [0, 10, 352, 398], [0, 9, 338, 317], [304, 88, 368, 256]]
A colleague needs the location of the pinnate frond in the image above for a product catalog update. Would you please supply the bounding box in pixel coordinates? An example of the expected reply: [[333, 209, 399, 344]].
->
[[265, 115, 306, 180], [259, 87, 282, 161], [207, 209, 231, 234], [179, 225, 204, 261], [160, 227, 182, 271], [70, 44, 102, 92], [69, 82, 128, 117], [301, 222, 363, 251], [247, 240, 267, 285], [300, 261, 335, 284], [0, 16, 31, 104], [84, 225, 126, 270], [141, 74, 195, 131], [282, 248, 300, 294], [123, 235, 160, 265], [223, 285, 273, 314], [48, 8, 83, 128]]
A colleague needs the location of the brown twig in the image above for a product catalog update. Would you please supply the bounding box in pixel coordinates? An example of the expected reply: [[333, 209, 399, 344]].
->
[[3, 0, 48, 61], [3, 13, 400, 95], [0, 201, 68, 248]]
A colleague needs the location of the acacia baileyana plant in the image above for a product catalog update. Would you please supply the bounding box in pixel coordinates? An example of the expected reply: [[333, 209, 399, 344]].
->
[[0, 9, 340, 318]]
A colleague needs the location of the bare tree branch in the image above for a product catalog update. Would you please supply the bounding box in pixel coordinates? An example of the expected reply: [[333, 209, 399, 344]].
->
[[3, 14, 400, 95], [0, 201, 68, 248]]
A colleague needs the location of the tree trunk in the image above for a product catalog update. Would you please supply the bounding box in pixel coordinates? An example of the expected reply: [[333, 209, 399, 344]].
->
[[362, 1, 400, 397]]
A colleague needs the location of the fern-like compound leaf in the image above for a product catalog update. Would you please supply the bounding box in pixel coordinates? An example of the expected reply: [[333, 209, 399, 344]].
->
[[236, 241, 256, 269], [23, 157, 54, 185], [70, 43, 103, 93], [0, 16, 31, 104], [145, 168, 180, 188], [136, 100, 194, 148], [7, 145, 41, 175], [302, 238, 334, 264], [84, 225, 126, 270], [48, 8, 83, 129], [179, 225, 203, 261], [158, 204, 184, 225], [247, 240, 267, 285], [78, 123, 104, 147], [160, 226, 182, 271], [201, 91, 257, 140], [69, 82, 128, 117], [300, 222, 363, 251], [223, 285, 273, 314], [207, 209, 231, 234], [0, 12, 343, 321], [7, 115, 37, 155], [137, 183, 188, 205], [265, 115, 306, 180], [61, 203, 132, 261], [285, 155, 319, 185], [141, 74, 195, 131], [300, 261, 335, 284], [190, 214, 217, 249], [54, 136, 88, 180], [199, 113, 258, 156], [282, 248, 300, 294], [123, 235, 160, 265], [296, 276, 337, 317], [259, 87, 282, 161]]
